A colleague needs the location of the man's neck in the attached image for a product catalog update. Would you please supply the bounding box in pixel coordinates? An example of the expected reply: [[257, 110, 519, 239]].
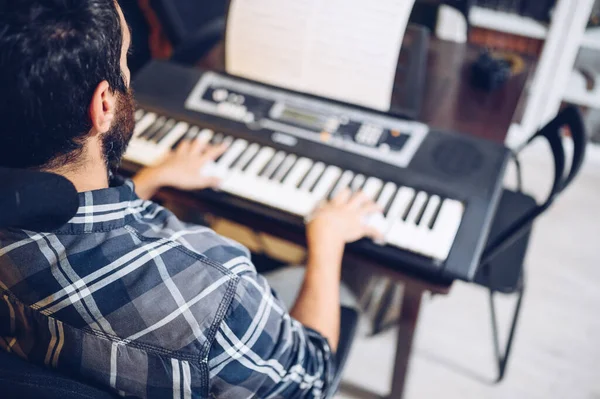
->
[[45, 147, 110, 193], [44, 134, 112, 192]]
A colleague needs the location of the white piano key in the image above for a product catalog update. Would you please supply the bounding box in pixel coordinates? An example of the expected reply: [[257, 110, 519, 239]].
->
[[150, 118, 176, 142], [244, 147, 275, 176], [197, 129, 214, 144], [272, 154, 297, 182], [123, 140, 165, 166], [261, 151, 286, 178], [430, 200, 464, 261], [139, 116, 166, 139], [224, 136, 235, 145], [220, 171, 314, 217], [299, 162, 325, 192], [410, 195, 442, 256], [362, 177, 384, 200], [406, 192, 428, 224], [135, 109, 145, 121], [420, 195, 441, 229], [376, 182, 397, 210], [351, 174, 366, 192], [311, 166, 342, 203], [133, 112, 157, 137], [330, 170, 355, 199], [364, 213, 387, 243], [385, 187, 415, 225], [156, 121, 189, 150], [233, 143, 260, 170], [400, 192, 429, 252], [283, 158, 313, 187], [215, 139, 248, 170]]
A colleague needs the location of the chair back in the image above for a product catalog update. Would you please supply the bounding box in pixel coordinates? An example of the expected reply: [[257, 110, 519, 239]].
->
[[482, 105, 587, 265]]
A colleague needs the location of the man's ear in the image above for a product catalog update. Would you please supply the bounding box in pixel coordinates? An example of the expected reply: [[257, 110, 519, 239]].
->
[[89, 80, 116, 135]]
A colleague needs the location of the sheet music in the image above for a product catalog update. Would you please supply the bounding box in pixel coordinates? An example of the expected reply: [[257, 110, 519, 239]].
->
[[226, 0, 415, 111]]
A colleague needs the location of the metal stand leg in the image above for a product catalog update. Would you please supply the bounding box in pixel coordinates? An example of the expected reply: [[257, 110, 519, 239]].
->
[[488, 274, 525, 383], [388, 285, 424, 399]]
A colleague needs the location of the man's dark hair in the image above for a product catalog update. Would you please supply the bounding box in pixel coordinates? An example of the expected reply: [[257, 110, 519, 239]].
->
[[0, 0, 127, 169]]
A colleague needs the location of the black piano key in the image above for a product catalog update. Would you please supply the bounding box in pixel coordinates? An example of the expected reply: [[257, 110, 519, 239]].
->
[[414, 194, 430, 226], [325, 182, 341, 201], [351, 175, 367, 193], [210, 133, 224, 145], [308, 168, 327, 193], [240, 146, 261, 172], [257, 153, 277, 177], [401, 191, 417, 221], [139, 117, 166, 140], [428, 198, 444, 229], [262, 153, 286, 179], [215, 137, 235, 163], [171, 127, 199, 150], [295, 164, 314, 189], [231, 147, 252, 170], [382, 190, 397, 216], [371, 184, 384, 203], [275, 157, 297, 183], [149, 119, 176, 143]]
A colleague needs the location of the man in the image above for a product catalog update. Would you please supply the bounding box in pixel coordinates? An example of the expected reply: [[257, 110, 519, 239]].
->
[[0, 1, 381, 398]]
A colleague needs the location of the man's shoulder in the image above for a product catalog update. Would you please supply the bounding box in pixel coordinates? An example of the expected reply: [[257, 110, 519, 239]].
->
[[0, 207, 257, 358]]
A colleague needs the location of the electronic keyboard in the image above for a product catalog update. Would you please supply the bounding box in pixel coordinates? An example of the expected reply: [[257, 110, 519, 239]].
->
[[124, 61, 510, 282]]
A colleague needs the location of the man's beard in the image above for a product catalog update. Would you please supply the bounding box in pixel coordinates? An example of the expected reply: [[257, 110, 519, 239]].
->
[[102, 89, 136, 175]]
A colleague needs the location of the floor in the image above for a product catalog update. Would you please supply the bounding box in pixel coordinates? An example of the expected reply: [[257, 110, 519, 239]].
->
[[337, 145, 600, 399]]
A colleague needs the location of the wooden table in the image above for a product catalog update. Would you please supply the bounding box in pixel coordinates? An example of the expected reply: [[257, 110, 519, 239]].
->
[[152, 35, 531, 398]]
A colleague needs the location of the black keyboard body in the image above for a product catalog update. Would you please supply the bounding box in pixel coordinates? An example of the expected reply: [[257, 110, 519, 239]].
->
[[125, 61, 510, 282]]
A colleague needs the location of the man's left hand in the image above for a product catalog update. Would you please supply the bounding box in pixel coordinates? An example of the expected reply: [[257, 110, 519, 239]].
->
[[132, 138, 228, 200]]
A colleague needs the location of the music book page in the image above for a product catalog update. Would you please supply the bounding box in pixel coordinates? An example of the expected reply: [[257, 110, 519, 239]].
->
[[225, 0, 415, 111]]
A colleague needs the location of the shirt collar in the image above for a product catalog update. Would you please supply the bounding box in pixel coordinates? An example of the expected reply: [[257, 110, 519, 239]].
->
[[54, 177, 147, 234]]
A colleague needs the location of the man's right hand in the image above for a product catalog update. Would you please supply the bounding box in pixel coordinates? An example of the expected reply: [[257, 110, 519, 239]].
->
[[306, 188, 384, 250]]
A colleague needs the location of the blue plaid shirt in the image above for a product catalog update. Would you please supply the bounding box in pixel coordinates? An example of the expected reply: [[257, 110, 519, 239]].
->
[[0, 178, 333, 398]]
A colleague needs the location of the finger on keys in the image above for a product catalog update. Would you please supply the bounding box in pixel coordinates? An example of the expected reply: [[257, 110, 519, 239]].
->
[[203, 143, 229, 161], [175, 139, 192, 154], [348, 191, 370, 209], [203, 176, 222, 189], [364, 225, 385, 242], [332, 187, 352, 205], [191, 135, 209, 154], [360, 202, 384, 215]]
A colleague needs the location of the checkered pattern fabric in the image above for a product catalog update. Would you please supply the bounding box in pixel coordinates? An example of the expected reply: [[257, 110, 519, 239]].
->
[[0, 178, 333, 398]]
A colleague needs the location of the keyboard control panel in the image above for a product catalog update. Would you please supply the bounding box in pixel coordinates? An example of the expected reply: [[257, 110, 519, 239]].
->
[[184, 72, 429, 169]]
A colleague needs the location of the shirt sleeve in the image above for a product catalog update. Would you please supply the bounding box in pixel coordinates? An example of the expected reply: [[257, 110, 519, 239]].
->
[[207, 268, 335, 399]]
